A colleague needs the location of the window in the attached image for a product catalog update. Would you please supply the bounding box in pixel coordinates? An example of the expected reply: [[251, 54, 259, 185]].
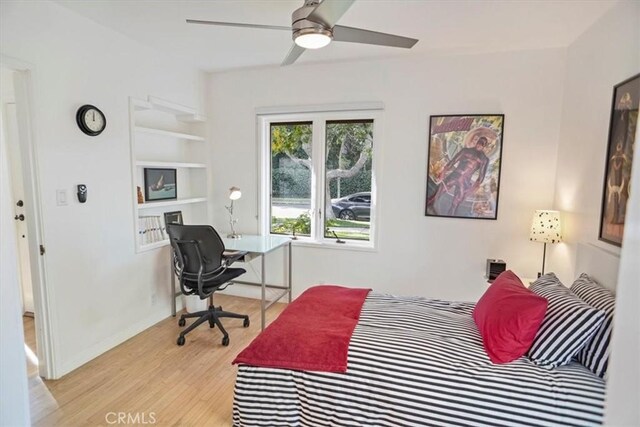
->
[[260, 110, 379, 247], [270, 122, 313, 237]]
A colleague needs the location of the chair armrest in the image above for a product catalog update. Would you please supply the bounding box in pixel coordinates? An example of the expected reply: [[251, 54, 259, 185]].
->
[[223, 250, 248, 266]]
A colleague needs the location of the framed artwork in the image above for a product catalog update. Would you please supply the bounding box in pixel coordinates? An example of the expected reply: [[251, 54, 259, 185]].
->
[[599, 73, 639, 246], [425, 114, 504, 219], [163, 211, 183, 226], [144, 168, 177, 202]]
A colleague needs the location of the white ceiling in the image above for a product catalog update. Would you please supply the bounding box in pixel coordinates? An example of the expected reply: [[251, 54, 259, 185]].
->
[[56, 0, 616, 72]]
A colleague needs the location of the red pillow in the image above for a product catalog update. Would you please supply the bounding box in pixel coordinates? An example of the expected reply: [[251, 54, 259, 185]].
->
[[473, 271, 548, 364]]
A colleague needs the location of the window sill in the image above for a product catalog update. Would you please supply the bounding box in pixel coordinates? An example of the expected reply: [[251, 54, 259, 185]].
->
[[290, 239, 377, 253]]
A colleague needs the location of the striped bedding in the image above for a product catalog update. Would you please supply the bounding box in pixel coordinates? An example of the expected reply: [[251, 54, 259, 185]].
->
[[233, 293, 605, 427]]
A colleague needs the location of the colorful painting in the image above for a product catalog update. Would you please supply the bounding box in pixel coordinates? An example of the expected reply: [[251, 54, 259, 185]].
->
[[599, 73, 639, 246], [425, 114, 504, 219]]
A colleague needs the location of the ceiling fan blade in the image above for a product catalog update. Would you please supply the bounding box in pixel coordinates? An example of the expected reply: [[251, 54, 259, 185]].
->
[[307, 0, 355, 28], [282, 44, 306, 66], [333, 25, 418, 49], [186, 19, 290, 31]]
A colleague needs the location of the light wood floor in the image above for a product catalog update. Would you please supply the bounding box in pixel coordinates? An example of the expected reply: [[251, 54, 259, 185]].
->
[[24, 295, 286, 427], [23, 315, 39, 377]]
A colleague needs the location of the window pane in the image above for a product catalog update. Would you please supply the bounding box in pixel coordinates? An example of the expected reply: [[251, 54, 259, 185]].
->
[[270, 122, 312, 237], [324, 120, 373, 241]]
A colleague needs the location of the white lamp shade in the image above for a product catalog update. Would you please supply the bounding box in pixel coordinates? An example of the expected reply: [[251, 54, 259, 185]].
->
[[529, 210, 563, 244], [229, 186, 242, 201]]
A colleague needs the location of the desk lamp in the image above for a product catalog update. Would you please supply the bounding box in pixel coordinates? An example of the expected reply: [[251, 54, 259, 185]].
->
[[226, 186, 242, 239], [529, 210, 562, 277]]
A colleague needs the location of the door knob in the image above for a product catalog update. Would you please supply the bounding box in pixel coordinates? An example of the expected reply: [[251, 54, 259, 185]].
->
[[14, 214, 25, 221], [16, 200, 24, 207]]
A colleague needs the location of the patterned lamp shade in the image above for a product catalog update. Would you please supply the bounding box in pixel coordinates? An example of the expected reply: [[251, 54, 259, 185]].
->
[[530, 210, 563, 244]]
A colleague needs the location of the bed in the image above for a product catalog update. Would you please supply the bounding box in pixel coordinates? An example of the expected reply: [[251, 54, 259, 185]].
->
[[233, 243, 617, 427], [233, 292, 605, 426]]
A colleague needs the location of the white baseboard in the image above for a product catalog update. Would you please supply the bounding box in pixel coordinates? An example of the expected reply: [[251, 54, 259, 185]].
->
[[56, 303, 181, 379]]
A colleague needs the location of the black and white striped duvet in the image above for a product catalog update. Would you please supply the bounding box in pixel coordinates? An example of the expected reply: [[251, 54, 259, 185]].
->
[[233, 293, 605, 427]]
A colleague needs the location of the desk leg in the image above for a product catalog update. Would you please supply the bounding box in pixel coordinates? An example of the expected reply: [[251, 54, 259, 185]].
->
[[288, 242, 292, 303], [261, 254, 266, 331], [171, 254, 176, 317]]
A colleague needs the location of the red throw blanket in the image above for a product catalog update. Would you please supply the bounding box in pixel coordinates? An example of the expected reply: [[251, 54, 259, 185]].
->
[[233, 285, 371, 373]]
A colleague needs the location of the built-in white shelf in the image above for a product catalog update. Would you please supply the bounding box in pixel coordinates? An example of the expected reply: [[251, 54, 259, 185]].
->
[[139, 239, 170, 252], [130, 95, 208, 254], [136, 160, 206, 169], [133, 97, 206, 122], [148, 96, 195, 114], [177, 114, 207, 123], [148, 96, 207, 122], [132, 99, 153, 111], [135, 126, 204, 141], [137, 197, 207, 210]]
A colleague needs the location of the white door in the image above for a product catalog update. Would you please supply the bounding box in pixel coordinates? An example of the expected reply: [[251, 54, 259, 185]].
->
[[3, 102, 33, 314]]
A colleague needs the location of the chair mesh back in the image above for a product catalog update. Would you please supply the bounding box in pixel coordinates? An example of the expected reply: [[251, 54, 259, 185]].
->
[[166, 224, 225, 276]]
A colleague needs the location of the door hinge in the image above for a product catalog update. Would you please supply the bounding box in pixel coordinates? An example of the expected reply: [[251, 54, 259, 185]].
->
[[40, 244, 46, 255]]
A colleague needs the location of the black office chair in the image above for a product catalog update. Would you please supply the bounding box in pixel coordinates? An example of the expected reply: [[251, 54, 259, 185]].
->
[[166, 224, 249, 346]]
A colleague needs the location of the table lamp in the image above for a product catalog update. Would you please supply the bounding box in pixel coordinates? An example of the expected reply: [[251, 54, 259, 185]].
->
[[226, 186, 242, 239], [529, 210, 562, 277]]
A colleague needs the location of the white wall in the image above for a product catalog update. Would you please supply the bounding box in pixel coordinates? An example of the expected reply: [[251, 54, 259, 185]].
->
[[0, 0, 204, 377], [208, 48, 566, 302], [548, 0, 640, 284], [544, 1, 640, 424], [0, 74, 30, 427], [606, 121, 640, 427]]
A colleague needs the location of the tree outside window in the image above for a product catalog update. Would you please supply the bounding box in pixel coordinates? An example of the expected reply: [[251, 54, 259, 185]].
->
[[269, 118, 374, 242]]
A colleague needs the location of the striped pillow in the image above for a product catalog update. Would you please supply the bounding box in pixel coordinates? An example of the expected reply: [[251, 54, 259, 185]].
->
[[528, 273, 605, 369], [570, 273, 615, 378]]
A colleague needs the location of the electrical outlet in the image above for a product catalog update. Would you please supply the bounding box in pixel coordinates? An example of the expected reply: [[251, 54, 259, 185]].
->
[[151, 293, 158, 305]]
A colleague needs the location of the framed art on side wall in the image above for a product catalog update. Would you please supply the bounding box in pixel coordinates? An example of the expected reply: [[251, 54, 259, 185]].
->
[[425, 114, 504, 219], [144, 168, 177, 202], [599, 73, 639, 246]]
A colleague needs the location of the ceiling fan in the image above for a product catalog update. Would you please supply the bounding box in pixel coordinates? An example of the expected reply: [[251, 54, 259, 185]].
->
[[187, 0, 418, 66]]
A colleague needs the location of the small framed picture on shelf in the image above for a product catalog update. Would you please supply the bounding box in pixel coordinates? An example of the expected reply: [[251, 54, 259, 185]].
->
[[164, 211, 183, 226], [144, 168, 177, 202]]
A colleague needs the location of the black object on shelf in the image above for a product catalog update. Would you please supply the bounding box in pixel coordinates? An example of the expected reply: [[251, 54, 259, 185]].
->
[[486, 259, 506, 282]]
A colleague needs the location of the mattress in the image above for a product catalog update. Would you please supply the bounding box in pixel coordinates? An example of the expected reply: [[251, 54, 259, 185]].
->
[[233, 293, 605, 426]]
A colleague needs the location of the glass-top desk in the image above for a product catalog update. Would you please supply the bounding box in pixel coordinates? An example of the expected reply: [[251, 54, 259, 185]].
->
[[171, 234, 292, 330], [222, 235, 291, 255]]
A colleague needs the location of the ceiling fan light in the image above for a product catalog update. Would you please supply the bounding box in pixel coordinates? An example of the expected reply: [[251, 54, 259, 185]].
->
[[294, 31, 332, 49]]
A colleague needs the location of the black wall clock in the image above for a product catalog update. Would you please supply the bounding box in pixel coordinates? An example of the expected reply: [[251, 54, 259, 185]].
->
[[76, 104, 106, 136]]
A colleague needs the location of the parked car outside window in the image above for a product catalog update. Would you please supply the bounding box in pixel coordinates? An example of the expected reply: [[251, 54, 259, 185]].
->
[[331, 192, 371, 221]]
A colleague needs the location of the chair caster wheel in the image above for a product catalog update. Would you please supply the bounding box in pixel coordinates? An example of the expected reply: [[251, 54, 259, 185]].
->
[[243, 318, 250, 328], [177, 336, 185, 346], [222, 336, 229, 346], [178, 318, 186, 327]]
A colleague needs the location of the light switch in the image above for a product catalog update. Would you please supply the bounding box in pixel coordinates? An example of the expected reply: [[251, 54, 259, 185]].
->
[[56, 189, 68, 206]]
